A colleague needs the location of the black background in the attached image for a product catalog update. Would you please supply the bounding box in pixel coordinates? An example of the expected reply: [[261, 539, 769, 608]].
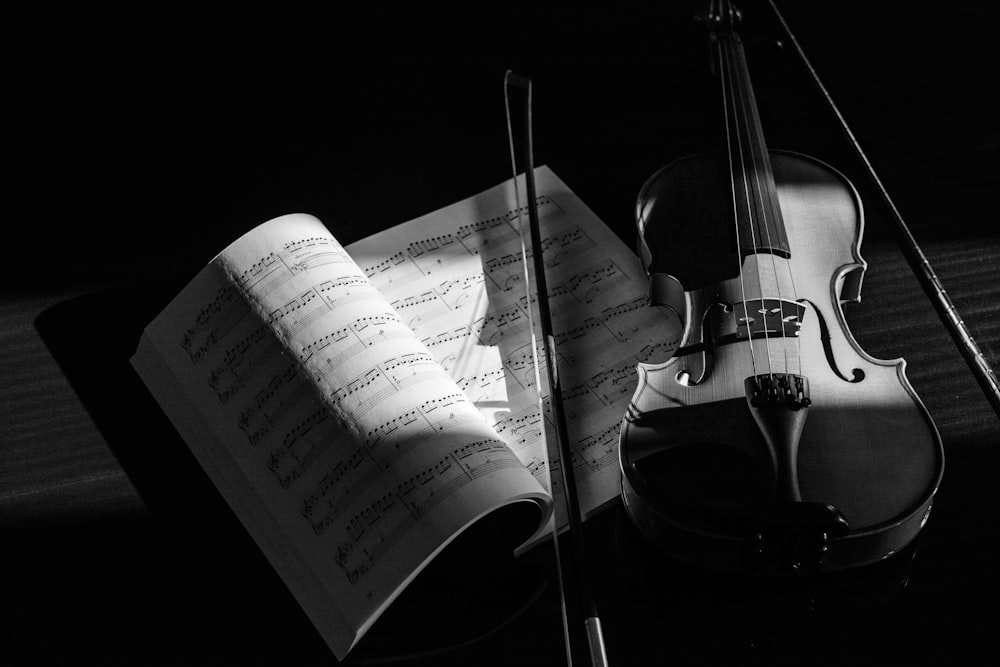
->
[[5, 3, 996, 291], [3, 2, 999, 665]]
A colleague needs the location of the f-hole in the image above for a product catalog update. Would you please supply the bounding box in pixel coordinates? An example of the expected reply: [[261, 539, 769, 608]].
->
[[799, 299, 865, 383]]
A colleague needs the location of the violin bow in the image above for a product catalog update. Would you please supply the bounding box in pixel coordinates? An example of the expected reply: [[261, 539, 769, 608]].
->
[[504, 71, 610, 667], [768, 1, 1000, 420]]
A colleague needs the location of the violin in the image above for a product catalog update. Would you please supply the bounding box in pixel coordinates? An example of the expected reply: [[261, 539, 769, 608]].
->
[[619, 0, 944, 575]]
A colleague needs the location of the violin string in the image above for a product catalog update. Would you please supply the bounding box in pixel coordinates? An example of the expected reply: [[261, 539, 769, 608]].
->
[[722, 22, 772, 379], [717, 13, 758, 377], [732, 31, 790, 377], [722, 0, 765, 378], [785, 228, 803, 376], [778, 166, 804, 376], [771, 0, 1000, 412]]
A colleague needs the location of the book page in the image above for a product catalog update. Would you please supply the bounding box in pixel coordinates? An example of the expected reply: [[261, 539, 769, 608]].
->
[[346, 166, 679, 532], [132, 214, 551, 660]]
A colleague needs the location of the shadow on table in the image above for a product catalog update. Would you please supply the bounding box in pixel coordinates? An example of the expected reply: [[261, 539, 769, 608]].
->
[[26, 285, 1000, 665], [18, 287, 561, 666]]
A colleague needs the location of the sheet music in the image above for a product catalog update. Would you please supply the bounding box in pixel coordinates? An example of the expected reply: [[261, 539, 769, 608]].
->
[[131, 166, 679, 659], [347, 166, 679, 528], [133, 214, 551, 660]]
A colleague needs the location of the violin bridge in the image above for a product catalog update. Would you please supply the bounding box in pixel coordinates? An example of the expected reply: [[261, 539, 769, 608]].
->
[[732, 298, 805, 340]]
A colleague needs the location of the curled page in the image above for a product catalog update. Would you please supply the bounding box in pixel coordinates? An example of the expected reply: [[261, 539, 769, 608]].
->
[[347, 167, 680, 536], [132, 213, 552, 660]]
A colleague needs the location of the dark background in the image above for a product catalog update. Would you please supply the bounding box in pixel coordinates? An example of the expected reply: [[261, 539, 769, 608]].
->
[[3, 2, 999, 665]]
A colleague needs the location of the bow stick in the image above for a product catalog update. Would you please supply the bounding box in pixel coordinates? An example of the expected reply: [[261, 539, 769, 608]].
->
[[504, 71, 610, 667], [770, 0, 1000, 420]]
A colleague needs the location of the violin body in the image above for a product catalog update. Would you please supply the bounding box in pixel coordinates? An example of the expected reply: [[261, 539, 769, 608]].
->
[[619, 149, 944, 574]]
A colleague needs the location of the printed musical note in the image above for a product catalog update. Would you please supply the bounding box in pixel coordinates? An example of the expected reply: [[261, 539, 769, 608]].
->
[[350, 177, 680, 531], [317, 276, 383, 309], [575, 424, 619, 474], [237, 362, 305, 445], [301, 449, 387, 538], [433, 273, 486, 310], [335, 491, 418, 584], [207, 325, 274, 402], [558, 360, 636, 408], [395, 439, 521, 518], [140, 181, 633, 659], [453, 195, 556, 256], [420, 326, 476, 349], [363, 392, 480, 468], [237, 253, 287, 293], [302, 447, 367, 519], [454, 365, 519, 404], [329, 435, 525, 585], [492, 405, 544, 451], [301, 312, 410, 375], [234, 237, 354, 300], [636, 337, 681, 363], [268, 288, 332, 338], [360, 251, 413, 283], [179, 284, 248, 363], [329, 353, 449, 418], [472, 302, 530, 346], [391, 290, 441, 311], [405, 234, 470, 275], [285, 239, 353, 273], [266, 407, 335, 489]]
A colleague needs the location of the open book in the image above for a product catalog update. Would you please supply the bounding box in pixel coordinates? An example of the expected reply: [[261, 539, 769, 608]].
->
[[131, 166, 678, 659]]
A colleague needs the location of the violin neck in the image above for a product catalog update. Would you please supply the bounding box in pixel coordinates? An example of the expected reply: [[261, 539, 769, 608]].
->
[[715, 31, 789, 258]]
